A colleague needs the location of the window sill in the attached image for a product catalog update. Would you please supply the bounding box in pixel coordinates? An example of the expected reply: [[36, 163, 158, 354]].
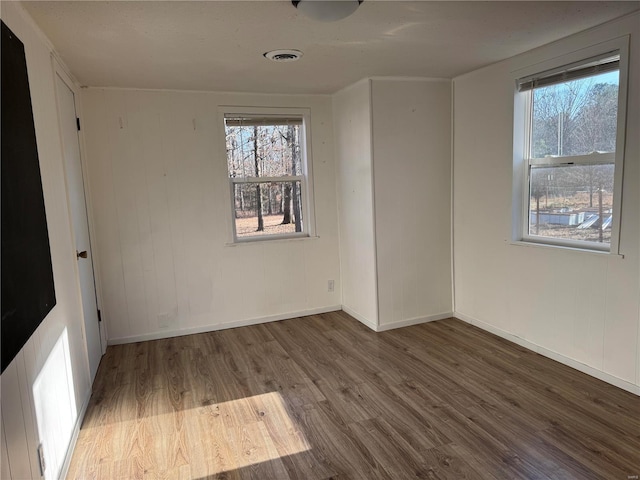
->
[[509, 240, 624, 259], [225, 235, 320, 247]]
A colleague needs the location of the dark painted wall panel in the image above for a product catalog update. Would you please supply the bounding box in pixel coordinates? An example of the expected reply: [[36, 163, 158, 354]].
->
[[1, 20, 56, 373]]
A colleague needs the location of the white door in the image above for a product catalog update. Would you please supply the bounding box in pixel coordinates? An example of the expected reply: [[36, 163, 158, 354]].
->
[[55, 73, 102, 383]]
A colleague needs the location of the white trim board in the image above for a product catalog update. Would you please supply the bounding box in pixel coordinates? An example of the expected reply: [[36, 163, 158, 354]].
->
[[84, 85, 332, 98], [342, 306, 453, 333], [375, 312, 453, 332], [368, 76, 450, 83], [455, 311, 640, 396], [58, 388, 91, 480], [109, 305, 451, 345], [107, 305, 342, 345], [368, 78, 382, 330], [341, 305, 378, 331]]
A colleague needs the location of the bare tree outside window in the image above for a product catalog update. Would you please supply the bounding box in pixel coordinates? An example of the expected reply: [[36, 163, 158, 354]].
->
[[224, 115, 307, 240]]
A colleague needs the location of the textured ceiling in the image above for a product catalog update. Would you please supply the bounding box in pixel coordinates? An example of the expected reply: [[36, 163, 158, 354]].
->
[[23, 1, 640, 94]]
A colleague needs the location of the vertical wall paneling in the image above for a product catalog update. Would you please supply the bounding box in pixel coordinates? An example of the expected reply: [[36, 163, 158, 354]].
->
[[107, 90, 151, 337], [1, 415, 12, 480], [1, 362, 32, 479], [371, 79, 453, 327], [333, 78, 454, 331], [81, 90, 130, 339], [82, 89, 342, 343]]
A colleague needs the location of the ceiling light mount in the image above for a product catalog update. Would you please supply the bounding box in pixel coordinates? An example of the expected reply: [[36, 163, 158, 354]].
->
[[292, 0, 363, 22], [264, 49, 304, 62]]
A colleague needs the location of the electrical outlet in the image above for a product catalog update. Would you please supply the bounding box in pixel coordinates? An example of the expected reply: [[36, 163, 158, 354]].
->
[[328, 280, 335, 293]]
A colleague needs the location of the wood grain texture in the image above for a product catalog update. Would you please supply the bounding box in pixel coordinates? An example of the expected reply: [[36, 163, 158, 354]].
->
[[66, 313, 640, 479]]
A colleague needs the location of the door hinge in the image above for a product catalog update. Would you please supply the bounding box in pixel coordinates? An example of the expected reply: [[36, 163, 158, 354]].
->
[[37, 443, 46, 476], [97, 309, 102, 323], [76, 117, 81, 131]]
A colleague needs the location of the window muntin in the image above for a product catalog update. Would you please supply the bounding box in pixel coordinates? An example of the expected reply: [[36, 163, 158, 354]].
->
[[224, 114, 309, 241], [519, 53, 621, 251]]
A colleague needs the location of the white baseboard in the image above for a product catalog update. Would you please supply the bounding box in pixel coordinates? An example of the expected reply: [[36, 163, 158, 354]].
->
[[341, 305, 378, 331], [340, 307, 453, 333], [58, 387, 91, 480], [376, 312, 453, 332], [107, 305, 342, 345], [455, 311, 640, 396]]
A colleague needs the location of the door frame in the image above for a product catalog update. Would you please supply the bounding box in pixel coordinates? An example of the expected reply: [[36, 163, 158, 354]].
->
[[51, 55, 108, 363]]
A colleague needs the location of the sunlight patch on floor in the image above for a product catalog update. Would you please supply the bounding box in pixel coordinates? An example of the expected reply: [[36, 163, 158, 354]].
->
[[69, 391, 310, 478]]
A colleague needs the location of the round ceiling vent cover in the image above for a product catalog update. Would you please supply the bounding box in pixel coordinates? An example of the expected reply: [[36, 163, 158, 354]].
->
[[264, 49, 303, 62]]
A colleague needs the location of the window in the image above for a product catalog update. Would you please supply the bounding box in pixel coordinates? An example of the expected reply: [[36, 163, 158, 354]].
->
[[222, 109, 314, 242], [514, 48, 627, 252]]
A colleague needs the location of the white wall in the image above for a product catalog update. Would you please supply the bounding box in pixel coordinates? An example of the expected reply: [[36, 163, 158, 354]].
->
[[0, 2, 92, 478], [81, 88, 342, 343], [453, 13, 640, 394], [333, 80, 379, 327], [333, 78, 454, 331], [371, 79, 453, 328]]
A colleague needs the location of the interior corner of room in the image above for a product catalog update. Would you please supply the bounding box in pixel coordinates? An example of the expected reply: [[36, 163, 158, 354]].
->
[[1, 1, 639, 479]]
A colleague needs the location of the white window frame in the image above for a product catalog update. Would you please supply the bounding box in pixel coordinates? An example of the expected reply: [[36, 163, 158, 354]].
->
[[219, 106, 316, 243], [511, 37, 629, 254]]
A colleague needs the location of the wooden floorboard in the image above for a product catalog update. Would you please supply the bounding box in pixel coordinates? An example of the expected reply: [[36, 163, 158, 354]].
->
[[67, 313, 640, 479]]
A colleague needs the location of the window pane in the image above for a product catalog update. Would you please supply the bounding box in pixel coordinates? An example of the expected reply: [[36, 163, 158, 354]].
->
[[528, 164, 614, 244], [531, 70, 619, 158], [225, 121, 302, 179], [233, 181, 304, 238]]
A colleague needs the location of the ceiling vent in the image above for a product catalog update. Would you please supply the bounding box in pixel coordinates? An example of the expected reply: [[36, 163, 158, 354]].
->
[[264, 50, 303, 62]]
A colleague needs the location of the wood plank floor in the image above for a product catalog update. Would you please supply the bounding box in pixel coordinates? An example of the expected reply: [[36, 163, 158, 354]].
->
[[67, 312, 640, 479]]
